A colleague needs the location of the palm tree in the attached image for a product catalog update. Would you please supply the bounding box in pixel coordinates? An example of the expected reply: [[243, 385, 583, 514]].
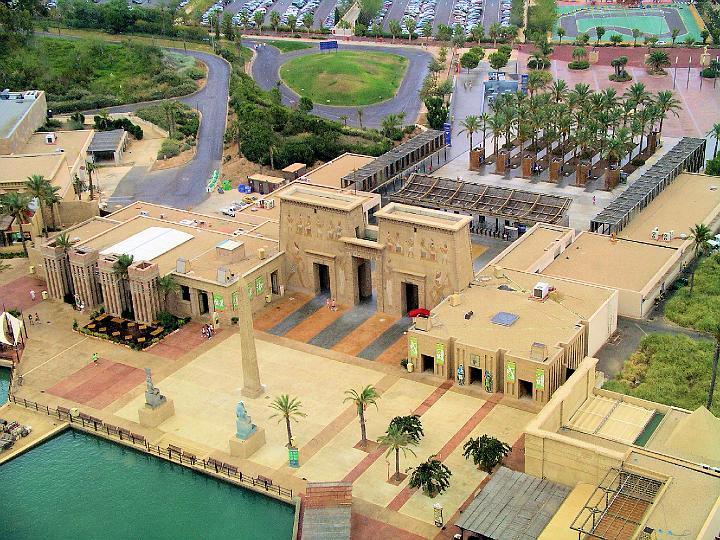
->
[[343, 385, 380, 448], [405, 17, 416, 41], [671, 27, 680, 45], [389, 19, 401, 42], [238, 10, 250, 31], [43, 184, 62, 233], [459, 115, 480, 150], [339, 115, 348, 126], [489, 22, 502, 47], [488, 113, 504, 158], [625, 82, 650, 117], [646, 50, 670, 74], [462, 435, 511, 473], [253, 10, 264, 33], [407, 455, 452, 497], [112, 253, 135, 315], [654, 90, 681, 138], [0, 192, 30, 256], [632, 28, 642, 47], [54, 231, 73, 249], [707, 326, 720, 409], [378, 426, 417, 481], [356, 108, 364, 129], [156, 274, 179, 310], [269, 394, 307, 447], [550, 79, 568, 103], [24, 175, 52, 237], [557, 26, 566, 45], [711, 123, 720, 159], [85, 161, 97, 200], [689, 224, 712, 294]]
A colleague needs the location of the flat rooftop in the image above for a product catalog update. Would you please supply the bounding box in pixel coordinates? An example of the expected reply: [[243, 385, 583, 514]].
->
[[619, 172, 720, 248], [53, 217, 120, 244], [20, 130, 94, 171], [492, 224, 573, 272], [79, 215, 278, 281], [0, 92, 41, 140], [303, 153, 374, 188], [88, 129, 125, 153], [374, 202, 471, 232], [564, 395, 655, 445], [0, 153, 67, 186], [278, 184, 368, 212], [422, 268, 614, 362], [248, 173, 285, 185], [543, 232, 679, 292]]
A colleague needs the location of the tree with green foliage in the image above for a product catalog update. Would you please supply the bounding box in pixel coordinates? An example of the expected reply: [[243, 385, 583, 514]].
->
[[610, 34, 622, 46], [339, 114, 348, 126], [270, 10, 280, 32], [655, 90, 681, 136], [471, 24, 485, 43], [358, 0, 381, 24], [452, 23, 466, 48], [298, 96, 313, 112], [632, 28, 642, 46], [594, 26, 605, 45], [344, 384, 380, 448], [287, 14, 297, 33], [302, 12, 313, 34], [222, 12, 235, 41], [24, 175, 52, 237], [575, 32, 590, 45], [489, 22, 502, 46], [646, 50, 670, 74], [684, 35, 695, 47], [422, 21, 433, 42], [378, 426, 417, 481], [156, 274, 179, 311], [557, 26, 566, 44], [238, 10, 250, 30], [269, 394, 307, 447], [387, 414, 424, 444], [671, 27, 680, 45], [425, 95, 449, 130], [356, 107, 365, 128], [611, 55, 629, 79], [689, 223, 713, 294], [460, 51, 480, 72], [436, 24, 453, 42], [701, 29, 710, 45], [389, 19, 401, 41], [253, 10, 264, 32], [712, 123, 720, 159], [488, 51, 509, 71], [405, 17, 416, 40], [112, 253, 134, 315], [462, 435, 511, 472], [459, 115, 480, 149], [0, 192, 30, 256], [408, 455, 452, 497]]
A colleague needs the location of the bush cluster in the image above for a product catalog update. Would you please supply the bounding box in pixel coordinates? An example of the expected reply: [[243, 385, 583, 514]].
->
[[94, 115, 144, 140], [568, 60, 590, 70]]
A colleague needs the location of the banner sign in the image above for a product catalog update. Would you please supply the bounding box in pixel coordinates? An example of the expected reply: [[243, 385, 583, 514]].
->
[[213, 293, 225, 311], [435, 343, 445, 365], [535, 369, 545, 390], [247, 282, 254, 299], [231, 291, 239, 310], [506, 361, 516, 382], [255, 276, 265, 294], [408, 336, 418, 360], [520, 73, 529, 95], [319, 40, 338, 51], [443, 122, 452, 146], [288, 447, 299, 468]]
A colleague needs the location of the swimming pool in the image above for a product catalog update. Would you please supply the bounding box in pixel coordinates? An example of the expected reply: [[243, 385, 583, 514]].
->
[[0, 367, 9, 405], [0, 430, 295, 540]]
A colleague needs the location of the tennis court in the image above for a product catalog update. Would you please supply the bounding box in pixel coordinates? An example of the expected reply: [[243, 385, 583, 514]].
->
[[555, 3, 704, 42]]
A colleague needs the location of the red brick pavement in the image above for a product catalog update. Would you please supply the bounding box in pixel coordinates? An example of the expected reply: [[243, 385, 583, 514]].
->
[[386, 399, 499, 512], [147, 322, 222, 360], [352, 512, 426, 540], [47, 358, 145, 409], [0, 275, 47, 312]]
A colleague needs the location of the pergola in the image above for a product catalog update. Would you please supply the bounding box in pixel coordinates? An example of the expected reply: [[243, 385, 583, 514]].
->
[[389, 174, 573, 225], [570, 468, 663, 540], [590, 137, 706, 235]]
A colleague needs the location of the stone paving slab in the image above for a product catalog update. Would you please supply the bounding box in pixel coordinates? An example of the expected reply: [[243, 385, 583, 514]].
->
[[254, 293, 312, 332], [358, 317, 411, 361], [267, 294, 329, 336], [332, 313, 398, 357], [308, 307, 376, 350], [285, 303, 349, 343]]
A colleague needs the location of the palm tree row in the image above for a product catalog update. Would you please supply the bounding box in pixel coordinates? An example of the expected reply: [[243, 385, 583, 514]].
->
[[464, 81, 681, 179]]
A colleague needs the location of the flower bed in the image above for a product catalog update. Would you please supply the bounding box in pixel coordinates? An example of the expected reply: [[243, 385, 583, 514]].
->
[[78, 313, 189, 350]]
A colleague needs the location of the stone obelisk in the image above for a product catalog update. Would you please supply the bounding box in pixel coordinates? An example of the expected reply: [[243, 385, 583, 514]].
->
[[239, 278, 264, 398]]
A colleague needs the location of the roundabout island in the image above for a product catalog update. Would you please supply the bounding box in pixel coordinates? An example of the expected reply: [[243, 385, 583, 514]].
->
[[279, 51, 408, 107]]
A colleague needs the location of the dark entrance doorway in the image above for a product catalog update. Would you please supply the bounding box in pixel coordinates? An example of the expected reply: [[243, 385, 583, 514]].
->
[[314, 263, 330, 295], [469, 366, 483, 386], [565, 367, 575, 381], [519, 379, 533, 400], [271, 270, 279, 295], [354, 257, 373, 304], [421, 354, 434, 373], [199, 291, 210, 314], [403, 282, 419, 314]]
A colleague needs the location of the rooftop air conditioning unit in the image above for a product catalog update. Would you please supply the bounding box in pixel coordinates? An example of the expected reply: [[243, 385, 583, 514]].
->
[[45, 133, 56, 144], [651, 227, 659, 240], [662, 231, 673, 242], [533, 282, 550, 300], [140, 210, 149, 216]]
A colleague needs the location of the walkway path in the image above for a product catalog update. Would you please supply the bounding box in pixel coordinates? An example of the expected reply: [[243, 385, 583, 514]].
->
[[249, 40, 432, 127]]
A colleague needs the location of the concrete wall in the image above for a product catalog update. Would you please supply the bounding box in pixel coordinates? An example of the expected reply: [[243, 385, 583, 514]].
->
[[0, 92, 47, 155], [698, 494, 720, 540], [57, 200, 100, 228], [485, 224, 575, 273], [585, 289, 618, 357], [524, 357, 626, 486]]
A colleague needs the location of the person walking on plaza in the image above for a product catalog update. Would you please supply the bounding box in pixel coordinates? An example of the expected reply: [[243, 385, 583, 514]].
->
[[27, 313, 33, 325], [29, 290, 36, 301], [92, 352, 99, 365], [34, 313, 39, 323]]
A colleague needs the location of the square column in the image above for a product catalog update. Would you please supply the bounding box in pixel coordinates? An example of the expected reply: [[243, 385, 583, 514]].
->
[[40, 243, 72, 300], [98, 256, 124, 317], [69, 248, 101, 310], [128, 262, 161, 324]]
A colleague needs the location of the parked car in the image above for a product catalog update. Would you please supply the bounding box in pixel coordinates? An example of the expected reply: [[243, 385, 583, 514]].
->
[[220, 207, 237, 217]]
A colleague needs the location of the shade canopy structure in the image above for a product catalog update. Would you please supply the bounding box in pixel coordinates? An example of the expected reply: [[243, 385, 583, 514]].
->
[[0, 311, 23, 346], [390, 174, 572, 225], [590, 137, 706, 235]]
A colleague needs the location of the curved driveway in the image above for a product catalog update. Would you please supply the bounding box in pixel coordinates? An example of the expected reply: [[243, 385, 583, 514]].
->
[[249, 41, 432, 128]]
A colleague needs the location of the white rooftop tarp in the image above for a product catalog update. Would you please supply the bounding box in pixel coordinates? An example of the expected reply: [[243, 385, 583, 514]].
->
[[100, 227, 193, 262], [0, 312, 23, 345]]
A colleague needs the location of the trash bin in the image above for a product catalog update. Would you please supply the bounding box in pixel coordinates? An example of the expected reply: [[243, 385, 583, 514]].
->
[[265, 294, 272, 304], [41, 291, 49, 300], [28, 265, 35, 274]]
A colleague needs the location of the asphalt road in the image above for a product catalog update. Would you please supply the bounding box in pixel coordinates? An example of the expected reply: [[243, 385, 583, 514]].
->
[[249, 40, 431, 127], [103, 48, 231, 209], [383, 0, 411, 31]]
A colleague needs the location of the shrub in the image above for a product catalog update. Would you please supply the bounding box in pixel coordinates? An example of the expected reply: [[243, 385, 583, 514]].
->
[[158, 138, 181, 159], [701, 67, 718, 79], [631, 157, 646, 166], [609, 72, 632, 82], [568, 60, 590, 70], [400, 358, 409, 368], [184, 67, 206, 80]]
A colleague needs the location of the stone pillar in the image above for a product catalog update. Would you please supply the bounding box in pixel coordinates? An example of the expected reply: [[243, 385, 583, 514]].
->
[[575, 162, 591, 187], [495, 150, 509, 175], [128, 261, 161, 324], [40, 243, 72, 300], [98, 256, 124, 317], [549, 159, 562, 183], [69, 248, 101, 310], [239, 278, 264, 398], [521, 156, 534, 178], [604, 167, 621, 191]]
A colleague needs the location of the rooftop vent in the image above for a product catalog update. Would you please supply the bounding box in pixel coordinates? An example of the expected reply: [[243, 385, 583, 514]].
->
[[491, 312, 519, 327], [533, 282, 550, 300]]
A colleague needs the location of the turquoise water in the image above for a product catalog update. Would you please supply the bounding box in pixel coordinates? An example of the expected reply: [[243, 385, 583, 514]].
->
[[0, 431, 295, 540], [0, 367, 8, 405]]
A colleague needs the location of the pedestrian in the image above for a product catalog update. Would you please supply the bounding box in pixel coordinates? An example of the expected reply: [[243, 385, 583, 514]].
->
[[331, 298, 337, 311], [27, 313, 33, 325], [34, 313, 39, 323], [30, 290, 36, 301], [92, 352, 99, 365], [592, 195, 596, 205], [326, 297, 331, 309], [201, 325, 208, 339]]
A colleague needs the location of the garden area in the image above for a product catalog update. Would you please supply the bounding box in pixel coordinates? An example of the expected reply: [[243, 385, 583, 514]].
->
[[258, 40, 313, 53], [279, 51, 408, 106], [136, 102, 200, 160], [0, 37, 202, 113], [77, 311, 190, 350]]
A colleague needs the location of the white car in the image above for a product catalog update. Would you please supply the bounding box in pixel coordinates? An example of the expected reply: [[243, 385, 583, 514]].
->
[[220, 208, 236, 217]]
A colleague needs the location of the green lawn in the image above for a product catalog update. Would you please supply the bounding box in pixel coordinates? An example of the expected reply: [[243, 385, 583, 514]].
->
[[279, 51, 408, 106], [603, 334, 719, 417], [259, 40, 313, 53]]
